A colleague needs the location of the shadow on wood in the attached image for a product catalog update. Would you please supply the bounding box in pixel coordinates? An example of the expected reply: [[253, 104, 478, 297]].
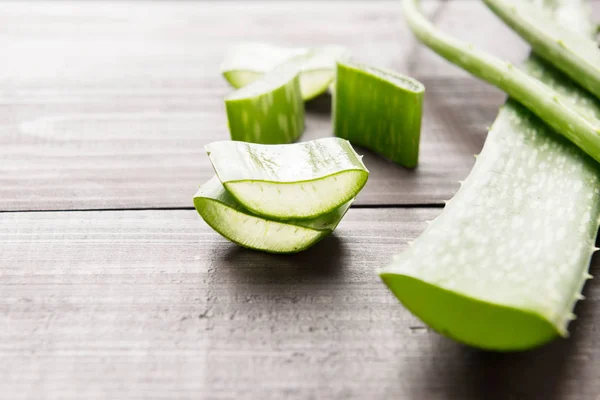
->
[[305, 93, 332, 115], [216, 234, 347, 284]]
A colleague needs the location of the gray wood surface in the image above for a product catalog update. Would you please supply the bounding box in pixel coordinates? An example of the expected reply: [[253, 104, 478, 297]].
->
[[2, 209, 600, 399], [0, 0, 519, 211], [3, 1, 600, 399]]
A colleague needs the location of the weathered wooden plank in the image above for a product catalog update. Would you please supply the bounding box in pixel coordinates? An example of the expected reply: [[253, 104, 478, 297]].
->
[[0, 0, 515, 211], [1, 208, 599, 399]]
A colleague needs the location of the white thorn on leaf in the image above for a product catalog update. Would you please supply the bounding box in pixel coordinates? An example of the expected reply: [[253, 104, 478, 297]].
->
[[576, 293, 586, 300]]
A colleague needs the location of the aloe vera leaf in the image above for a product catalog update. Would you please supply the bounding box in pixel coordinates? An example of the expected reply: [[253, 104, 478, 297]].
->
[[221, 43, 349, 100], [225, 63, 305, 144], [194, 176, 352, 254], [333, 60, 424, 168], [484, 0, 600, 101], [205, 137, 369, 220], [380, 0, 600, 351], [402, 0, 600, 165]]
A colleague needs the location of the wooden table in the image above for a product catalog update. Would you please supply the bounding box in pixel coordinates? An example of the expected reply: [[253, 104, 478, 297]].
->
[[2, 1, 600, 399]]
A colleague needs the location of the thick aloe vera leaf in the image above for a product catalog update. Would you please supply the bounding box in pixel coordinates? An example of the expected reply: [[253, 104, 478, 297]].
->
[[225, 64, 304, 144], [380, 0, 600, 351], [221, 43, 349, 100], [194, 176, 352, 254], [205, 137, 369, 220], [484, 0, 600, 101], [403, 0, 600, 165], [334, 60, 424, 168]]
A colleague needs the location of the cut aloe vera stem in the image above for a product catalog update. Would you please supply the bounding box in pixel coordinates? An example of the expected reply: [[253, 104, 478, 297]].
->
[[403, 0, 600, 165], [334, 60, 424, 168], [194, 176, 352, 254], [221, 43, 349, 100], [484, 0, 600, 102], [225, 63, 304, 144], [380, 0, 600, 351], [205, 137, 369, 220]]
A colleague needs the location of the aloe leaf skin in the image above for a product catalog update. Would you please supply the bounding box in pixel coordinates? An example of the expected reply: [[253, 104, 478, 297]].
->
[[333, 60, 424, 168], [221, 43, 349, 101], [205, 137, 369, 220], [225, 64, 305, 145], [193, 176, 352, 254], [402, 0, 600, 166], [484, 0, 600, 102], [380, 0, 600, 351]]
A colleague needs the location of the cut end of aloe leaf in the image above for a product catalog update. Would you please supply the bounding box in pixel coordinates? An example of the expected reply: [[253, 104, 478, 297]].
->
[[194, 176, 351, 254], [205, 137, 369, 220], [379, 272, 559, 351], [334, 59, 424, 168], [225, 63, 305, 144], [221, 42, 349, 100], [221, 42, 309, 88]]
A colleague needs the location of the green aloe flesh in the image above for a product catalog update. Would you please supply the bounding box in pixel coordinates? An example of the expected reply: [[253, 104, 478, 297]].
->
[[484, 0, 600, 102], [225, 64, 305, 144], [194, 176, 352, 254], [205, 137, 369, 220], [334, 60, 424, 168], [221, 43, 349, 101], [380, 0, 600, 351], [402, 0, 600, 165]]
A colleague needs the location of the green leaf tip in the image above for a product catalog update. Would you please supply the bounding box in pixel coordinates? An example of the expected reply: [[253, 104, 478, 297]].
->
[[333, 59, 424, 168], [483, 0, 600, 102], [403, 0, 600, 165]]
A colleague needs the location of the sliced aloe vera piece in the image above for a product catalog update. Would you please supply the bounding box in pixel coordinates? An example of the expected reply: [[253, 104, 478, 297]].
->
[[221, 43, 348, 100], [205, 137, 369, 220], [334, 60, 424, 168], [225, 63, 304, 144], [379, 0, 600, 351], [194, 176, 352, 254]]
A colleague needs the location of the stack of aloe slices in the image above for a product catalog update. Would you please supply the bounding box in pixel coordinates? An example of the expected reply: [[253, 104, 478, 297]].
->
[[379, 0, 600, 351], [194, 137, 369, 254]]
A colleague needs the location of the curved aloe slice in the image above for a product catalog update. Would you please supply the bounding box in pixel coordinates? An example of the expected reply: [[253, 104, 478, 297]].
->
[[334, 60, 424, 168], [403, 0, 600, 165], [225, 64, 304, 144], [194, 176, 352, 254], [205, 137, 369, 220], [484, 0, 600, 102], [379, 0, 600, 351], [221, 43, 349, 100]]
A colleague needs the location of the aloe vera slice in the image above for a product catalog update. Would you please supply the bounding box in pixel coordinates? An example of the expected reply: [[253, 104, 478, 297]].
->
[[221, 43, 349, 100], [194, 176, 352, 253], [402, 0, 600, 166], [484, 0, 600, 102], [205, 137, 369, 220], [225, 64, 304, 144], [379, 0, 600, 351], [334, 60, 424, 168]]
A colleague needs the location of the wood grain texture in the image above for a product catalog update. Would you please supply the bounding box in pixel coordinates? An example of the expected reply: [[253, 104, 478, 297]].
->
[[2, 208, 600, 399], [0, 0, 518, 211]]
